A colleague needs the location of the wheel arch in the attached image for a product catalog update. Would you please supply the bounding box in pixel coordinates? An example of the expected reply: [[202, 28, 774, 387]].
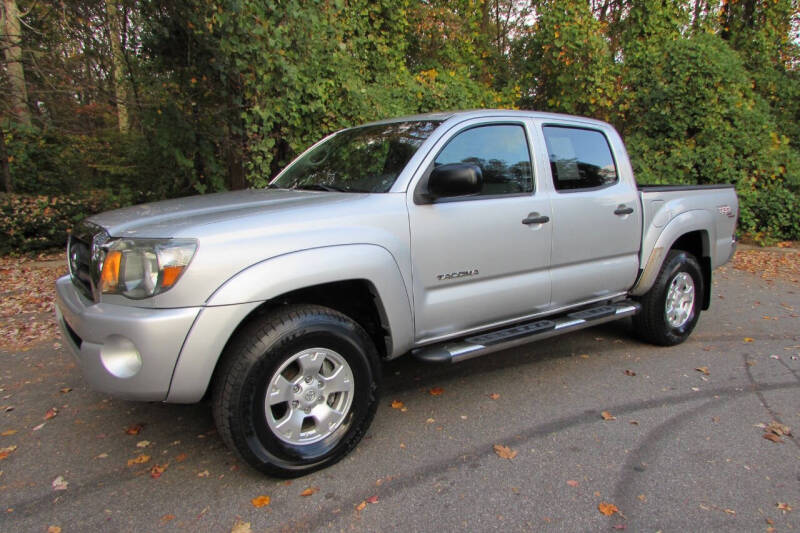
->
[[631, 210, 713, 309], [166, 245, 413, 403]]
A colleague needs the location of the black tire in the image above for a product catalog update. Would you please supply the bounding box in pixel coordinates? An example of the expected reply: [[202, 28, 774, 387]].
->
[[632, 250, 704, 346], [212, 304, 381, 477]]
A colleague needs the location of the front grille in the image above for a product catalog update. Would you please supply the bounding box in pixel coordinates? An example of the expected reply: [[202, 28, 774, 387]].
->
[[67, 220, 107, 301], [68, 234, 93, 299]]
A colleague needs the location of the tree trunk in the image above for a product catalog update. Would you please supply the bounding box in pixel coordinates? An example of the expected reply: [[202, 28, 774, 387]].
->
[[2, 0, 31, 126], [0, 126, 12, 193], [106, 0, 129, 133]]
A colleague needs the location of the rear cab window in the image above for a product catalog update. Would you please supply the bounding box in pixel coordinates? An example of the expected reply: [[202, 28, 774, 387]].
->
[[542, 126, 618, 192]]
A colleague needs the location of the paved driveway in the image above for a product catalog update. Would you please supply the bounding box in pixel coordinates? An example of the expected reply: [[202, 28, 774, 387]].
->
[[1, 266, 798, 532]]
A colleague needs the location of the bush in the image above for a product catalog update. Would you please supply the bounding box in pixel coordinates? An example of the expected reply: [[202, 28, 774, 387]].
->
[[618, 33, 800, 241], [0, 191, 122, 254]]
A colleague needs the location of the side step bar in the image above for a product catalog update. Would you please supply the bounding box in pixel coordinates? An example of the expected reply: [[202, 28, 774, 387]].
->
[[412, 300, 640, 364]]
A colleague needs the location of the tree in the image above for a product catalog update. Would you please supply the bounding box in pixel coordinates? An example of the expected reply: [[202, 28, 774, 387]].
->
[[1, 0, 30, 127], [105, 0, 130, 133]]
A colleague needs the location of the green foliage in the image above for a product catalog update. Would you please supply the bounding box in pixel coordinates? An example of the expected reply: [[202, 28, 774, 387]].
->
[[619, 33, 800, 241], [2, 0, 800, 251], [512, 0, 619, 121], [0, 191, 121, 253]]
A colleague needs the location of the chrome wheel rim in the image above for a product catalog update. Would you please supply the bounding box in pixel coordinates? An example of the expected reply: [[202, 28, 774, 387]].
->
[[265, 348, 354, 445], [665, 272, 695, 328]]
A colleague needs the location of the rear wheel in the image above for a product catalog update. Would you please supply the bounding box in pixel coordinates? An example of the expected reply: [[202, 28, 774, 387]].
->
[[633, 250, 703, 346], [212, 304, 380, 477]]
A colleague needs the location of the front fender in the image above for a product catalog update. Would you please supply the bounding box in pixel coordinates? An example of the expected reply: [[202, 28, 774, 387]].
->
[[631, 210, 712, 296], [166, 245, 413, 403]]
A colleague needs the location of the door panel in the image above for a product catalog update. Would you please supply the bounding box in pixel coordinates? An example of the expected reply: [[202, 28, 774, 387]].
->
[[541, 125, 641, 307], [409, 197, 552, 341], [407, 122, 552, 342]]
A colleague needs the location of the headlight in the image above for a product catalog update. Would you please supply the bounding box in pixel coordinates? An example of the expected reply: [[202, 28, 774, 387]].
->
[[97, 239, 197, 299]]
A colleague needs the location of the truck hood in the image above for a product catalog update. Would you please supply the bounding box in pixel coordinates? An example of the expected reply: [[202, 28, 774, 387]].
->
[[88, 189, 366, 238]]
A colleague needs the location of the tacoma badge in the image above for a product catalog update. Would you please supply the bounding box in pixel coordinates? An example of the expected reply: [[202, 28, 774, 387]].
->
[[437, 269, 479, 281]]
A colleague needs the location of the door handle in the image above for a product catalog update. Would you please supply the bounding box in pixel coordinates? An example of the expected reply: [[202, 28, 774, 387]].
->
[[522, 213, 550, 225], [614, 205, 634, 216]]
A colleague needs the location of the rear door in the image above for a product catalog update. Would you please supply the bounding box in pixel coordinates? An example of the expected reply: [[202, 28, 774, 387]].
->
[[407, 119, 553, 342], [537, 123, 641, 307]]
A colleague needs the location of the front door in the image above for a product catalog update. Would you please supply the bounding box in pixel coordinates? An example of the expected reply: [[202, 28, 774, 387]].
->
[[407, 121, 553, 343]]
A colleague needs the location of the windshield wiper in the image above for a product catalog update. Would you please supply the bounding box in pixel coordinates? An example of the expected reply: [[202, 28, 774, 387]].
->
[[293, 183, 368, 193]]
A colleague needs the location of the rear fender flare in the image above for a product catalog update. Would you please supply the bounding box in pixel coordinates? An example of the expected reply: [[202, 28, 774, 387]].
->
[[631, 210, 712, 296]]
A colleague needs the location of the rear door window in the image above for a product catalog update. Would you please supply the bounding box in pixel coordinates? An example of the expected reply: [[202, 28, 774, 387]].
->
[[542, 126, 617, 191]]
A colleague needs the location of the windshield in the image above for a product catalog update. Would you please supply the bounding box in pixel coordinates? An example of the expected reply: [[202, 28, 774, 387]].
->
[[271, 120, 441, 193]]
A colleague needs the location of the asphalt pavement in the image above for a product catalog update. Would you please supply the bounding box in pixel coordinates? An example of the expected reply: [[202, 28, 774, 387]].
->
[[1, 266, 798, 532]]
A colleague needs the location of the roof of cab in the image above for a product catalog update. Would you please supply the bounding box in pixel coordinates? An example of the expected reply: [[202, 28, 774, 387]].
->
[[362, 109, 611, 129]]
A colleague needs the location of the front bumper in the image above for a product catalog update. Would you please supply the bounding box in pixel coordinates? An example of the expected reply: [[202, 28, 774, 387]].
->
[[55, 275, 200, 401]]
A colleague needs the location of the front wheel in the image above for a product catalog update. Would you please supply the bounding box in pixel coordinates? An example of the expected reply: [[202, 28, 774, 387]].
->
[[633, 250, 704, 346], [212, 304, 381, 477]]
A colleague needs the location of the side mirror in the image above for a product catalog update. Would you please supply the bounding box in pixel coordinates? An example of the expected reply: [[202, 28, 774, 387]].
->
[[427, 163, 483, 199]]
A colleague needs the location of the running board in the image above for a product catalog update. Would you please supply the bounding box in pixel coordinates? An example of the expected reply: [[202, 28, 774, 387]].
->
[[412, 300, 640, 364]]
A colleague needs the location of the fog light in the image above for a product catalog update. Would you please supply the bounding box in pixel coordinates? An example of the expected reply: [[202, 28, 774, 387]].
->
[[99, 335, 142, 378]]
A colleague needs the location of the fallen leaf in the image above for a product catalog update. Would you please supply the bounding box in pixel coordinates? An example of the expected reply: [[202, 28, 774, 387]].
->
[[390, 400, 404, 409], [765, 421, 791, 436], [579, 354, 590, 359], [763, 433, 783, 443], [44, 408, 58, 420], [489, 393, 500, 400], [150, 463, 168, 479], [744, 337, 754, 343], [613, 525, 626, 530], [724, 509, 736, 515], [32, 423, 46, 431], [161, 514, 176, 523], [125, 424, 143, 435], [426, 417, 435, 423], [300, 487, 318, 497], [429, 387, 444, 396], [231, 520, 252, 533], [1, 430, 17, 436], [598, 502, 619, 516], [0, 445, 17, 460], [493, 444, 517, 460], [355, 501, 367, 511], [47, 527, 61, 533], [136, 440, 151, 448], [251, 495, 271, 508], [127, 454, 151, 466], [624, 370, 636, 376], [777, 502, 792, 513], [566, 480, 579, 487], [695, 366, 710, 376], [176, 453, 188, 462], [95, 453, 108, 459], [59, 388, 72, 394], [51, 475, 68, 491], [601, 411, 616, 421], [638, 494, 646, 502], [197, 470, 210, 477], [366, 495, 379, 504]]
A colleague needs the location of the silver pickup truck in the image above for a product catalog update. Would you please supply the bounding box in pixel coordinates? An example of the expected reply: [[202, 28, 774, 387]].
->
[[55, 110, 737, 476]]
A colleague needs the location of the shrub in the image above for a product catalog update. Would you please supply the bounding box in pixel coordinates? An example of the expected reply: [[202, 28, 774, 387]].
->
[[0, 191, 122, 254]]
